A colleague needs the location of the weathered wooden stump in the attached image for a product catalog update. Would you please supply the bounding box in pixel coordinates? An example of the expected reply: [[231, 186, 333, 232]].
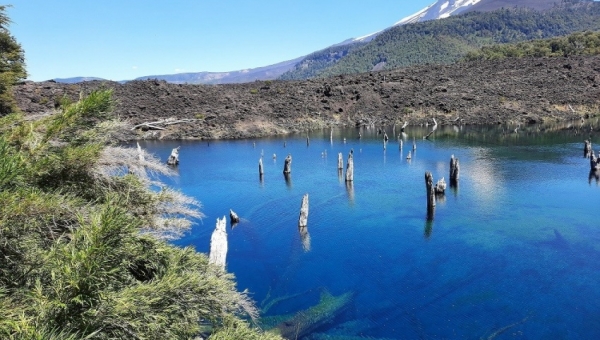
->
[[425, 171, 436, 218], [299, 226, 311, 252], [345, 150, 354, 182], [591, 151, 600, 171], [450, 154, 460, 185], [166, 146, 180, 166], [401, 121, 408, 132], [259, 158, 264, 175], [229, 209, 240, 224], [283, 154, 292, 174], [338, 152, 343, 170], [584, 140, 592, 158], [384, 132, 389, 142], [434, 177, 447, 194], [209, 216, 228, 269], [298, 193, 309, 228]]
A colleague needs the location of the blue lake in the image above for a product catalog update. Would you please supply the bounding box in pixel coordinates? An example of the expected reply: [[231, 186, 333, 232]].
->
[[139, 120, 599, 339]]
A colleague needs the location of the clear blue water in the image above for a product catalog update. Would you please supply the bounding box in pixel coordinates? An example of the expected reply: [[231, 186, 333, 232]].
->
[[139, 121, 599, 339]]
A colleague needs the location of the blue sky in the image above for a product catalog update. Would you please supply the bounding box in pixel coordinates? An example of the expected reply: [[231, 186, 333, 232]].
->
[[7, 1, 432, 81]]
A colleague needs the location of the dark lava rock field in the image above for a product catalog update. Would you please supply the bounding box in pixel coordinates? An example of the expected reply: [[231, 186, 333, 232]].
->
[[13, 55, 600, 140]]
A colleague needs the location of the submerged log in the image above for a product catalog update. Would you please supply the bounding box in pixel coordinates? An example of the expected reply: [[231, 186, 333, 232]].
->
[[345, 149, 354, 182], [299, 226, 311, 252], [338, 152, 343, 170], [229, 209, 240, 224], [425, 171, 436, 217], [166, 146, 180, 166], [283, 154, 292, 174], [209, 216, 228, 269], [584, 140, 592, 158], [274, 291, 355, 339], [298, 194, 309, 228], [450, 154, 460, 184]]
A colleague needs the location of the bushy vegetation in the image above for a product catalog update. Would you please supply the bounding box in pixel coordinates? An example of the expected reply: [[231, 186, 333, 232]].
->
[[0, 5, 26, 115], [464, 30, 600, 60], [0, 7, 281, 340], [280, 0, 600, 80]]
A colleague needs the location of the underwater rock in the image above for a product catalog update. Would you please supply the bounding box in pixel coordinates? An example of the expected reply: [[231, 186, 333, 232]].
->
[[208, 216, 227, 269]]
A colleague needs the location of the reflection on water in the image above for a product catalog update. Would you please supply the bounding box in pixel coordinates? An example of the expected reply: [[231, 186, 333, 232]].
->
[[139, 117, 600, 339]]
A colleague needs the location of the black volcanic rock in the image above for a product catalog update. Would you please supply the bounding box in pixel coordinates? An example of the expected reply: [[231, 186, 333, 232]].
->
[[13, 55, 600, 140]]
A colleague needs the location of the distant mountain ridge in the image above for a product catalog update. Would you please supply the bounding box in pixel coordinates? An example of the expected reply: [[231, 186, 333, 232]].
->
[[54, 0, 586, 84]]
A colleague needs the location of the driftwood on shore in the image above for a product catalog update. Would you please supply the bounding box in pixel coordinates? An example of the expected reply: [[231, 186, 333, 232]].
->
[[209, 216, 228, 269], [131, 117, 198, 131], [401, 121, 408, 132], [283, 154, 292, 174], [424, 118, 438, 139], [345, 150, 354, 182], [167, 146, 180, 165]]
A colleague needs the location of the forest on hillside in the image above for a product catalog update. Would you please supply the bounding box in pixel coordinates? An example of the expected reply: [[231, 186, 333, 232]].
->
[[279, 0, 600, 80]]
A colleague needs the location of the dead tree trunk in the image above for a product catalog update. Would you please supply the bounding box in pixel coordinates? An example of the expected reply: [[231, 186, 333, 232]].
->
[[209, 216, 228, 269], [584, 140, 592, 158], [283, 154, 292, 174], [345, 150, 354, 182], [338, 152, 343, 170], [229, 209, 240, 224], [259, 158, 264, 175], [591, 151, 600, 171], [298, 193, 309, 228], [167, 146, 180, 166], [425, 171, 436, 219], [450, 155, 460, 186]]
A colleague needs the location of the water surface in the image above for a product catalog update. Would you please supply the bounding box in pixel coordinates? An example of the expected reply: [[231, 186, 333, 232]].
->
[[140, 120, 599, 339]]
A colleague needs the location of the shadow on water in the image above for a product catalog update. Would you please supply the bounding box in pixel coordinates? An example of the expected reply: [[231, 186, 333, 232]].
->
[[345, 180, 354, 204], [283, 173, 292, 189]]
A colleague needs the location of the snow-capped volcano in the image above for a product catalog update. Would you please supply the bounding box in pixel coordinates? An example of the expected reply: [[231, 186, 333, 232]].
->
[[353, 0, 482, 42]]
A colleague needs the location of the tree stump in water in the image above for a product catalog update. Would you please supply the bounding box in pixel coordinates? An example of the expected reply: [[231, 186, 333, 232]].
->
[[338, 152, 343, 170], [450, 154, 460, 185], [166, 146, 180, 166], [259, 158, 264, 175], [434, 177, 447, 194], [298, 193, 309, 228], [591, 151, 600, 171], [209, 216, 228, 269], [425, 171, 436, 218], [283, 154, 292, 174], [345, 150, 354, 182], [584, 140, 592, 158], [229, 209, 240, 224]]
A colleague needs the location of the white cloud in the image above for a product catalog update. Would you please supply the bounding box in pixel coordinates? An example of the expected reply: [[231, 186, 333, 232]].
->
[[132, 66, 138, 70]]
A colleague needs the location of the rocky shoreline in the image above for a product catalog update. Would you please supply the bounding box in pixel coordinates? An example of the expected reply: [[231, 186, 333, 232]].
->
[[13, 55, 600, 140]]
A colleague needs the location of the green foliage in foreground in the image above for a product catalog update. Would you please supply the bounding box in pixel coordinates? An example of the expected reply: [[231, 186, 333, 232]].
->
[[0, 90, 281, 339], [464, 30, 600, 61], [0, 6, 26, 116]]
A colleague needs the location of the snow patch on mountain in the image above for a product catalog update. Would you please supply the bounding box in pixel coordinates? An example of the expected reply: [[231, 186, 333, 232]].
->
[[353, 0, 482, 43]]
